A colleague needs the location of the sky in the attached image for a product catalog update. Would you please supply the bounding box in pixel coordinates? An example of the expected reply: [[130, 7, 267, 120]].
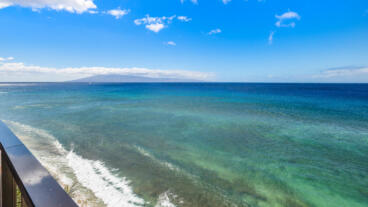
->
[[0, 0, 368, 82]]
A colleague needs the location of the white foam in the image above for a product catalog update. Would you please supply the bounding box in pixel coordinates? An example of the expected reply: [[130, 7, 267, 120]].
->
[[155, 191, 177, 207], [4, 120, 145, 207], [66, 151, 145, 207]]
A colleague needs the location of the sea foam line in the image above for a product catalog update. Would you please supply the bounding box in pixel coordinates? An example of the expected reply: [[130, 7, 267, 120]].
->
[[134, 146, 185, 207], [4, 120, 145, 207], [134, 146, 181, 172], [65, 150, 145, 207]]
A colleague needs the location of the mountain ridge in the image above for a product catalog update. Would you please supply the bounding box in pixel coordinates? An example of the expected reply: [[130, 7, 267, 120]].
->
[[69, 74, 203, 83]]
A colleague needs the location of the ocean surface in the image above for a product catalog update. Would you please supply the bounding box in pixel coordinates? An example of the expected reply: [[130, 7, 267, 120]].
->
[[0, 83, 367, 207]]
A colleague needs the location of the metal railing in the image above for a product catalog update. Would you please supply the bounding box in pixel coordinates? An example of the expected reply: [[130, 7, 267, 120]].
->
[[0, 121, 78, 207]]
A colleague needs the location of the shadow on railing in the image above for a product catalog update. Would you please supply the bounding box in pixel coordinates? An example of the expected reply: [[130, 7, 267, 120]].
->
[[0, 121, 78, 207]]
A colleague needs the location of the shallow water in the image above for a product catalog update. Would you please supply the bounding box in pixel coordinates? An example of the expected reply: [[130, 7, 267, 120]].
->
[[0, 83, 367, 207]]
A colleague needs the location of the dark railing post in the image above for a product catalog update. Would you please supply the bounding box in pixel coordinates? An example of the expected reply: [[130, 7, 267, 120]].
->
[[2, 151, 17, 207]]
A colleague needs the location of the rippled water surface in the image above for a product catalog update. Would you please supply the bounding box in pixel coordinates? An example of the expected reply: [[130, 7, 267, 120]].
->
[[0, 83, 367, 207]]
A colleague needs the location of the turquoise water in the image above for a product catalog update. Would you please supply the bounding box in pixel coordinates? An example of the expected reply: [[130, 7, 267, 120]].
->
[[0, 83, 367, 207]]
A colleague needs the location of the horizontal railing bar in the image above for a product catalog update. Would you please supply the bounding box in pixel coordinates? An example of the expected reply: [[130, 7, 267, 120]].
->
[[0, 121, 78, 207], [3, 143, 25, 150]]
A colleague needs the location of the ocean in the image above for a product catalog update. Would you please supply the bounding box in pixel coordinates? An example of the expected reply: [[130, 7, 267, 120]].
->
[[0, 83, 367, 207]]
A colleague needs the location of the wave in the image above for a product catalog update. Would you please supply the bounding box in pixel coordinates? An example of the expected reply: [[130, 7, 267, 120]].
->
[[133, 146, 186, 207], [65, 150, 145, 207], [4, 120, 145, 207]]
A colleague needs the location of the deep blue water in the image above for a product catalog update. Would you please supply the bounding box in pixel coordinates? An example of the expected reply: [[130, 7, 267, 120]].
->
[[0, 83, 367, 207]]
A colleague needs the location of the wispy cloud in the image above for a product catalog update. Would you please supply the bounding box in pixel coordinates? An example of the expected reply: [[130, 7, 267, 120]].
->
[[134, 15, 190, 33], [165, 41, 177, 46], [180, 0, 198, 4], [222, 0, 231, 4], [0, 58, 213, 81], [134, 15, 176, 32], [181, 0, 238, 5], [317, 66, 368, 78], [269, 11, 300, 44], [275, 11, 300, 28], [0, 0, 97, 13], [239, 66, 368, 83], [268, 31, 275, 44], [208, 28, 222, 35], [177, 16, 192, 22], [106, 8, 129, 19]]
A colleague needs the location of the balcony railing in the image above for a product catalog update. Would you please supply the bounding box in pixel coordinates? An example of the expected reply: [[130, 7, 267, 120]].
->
[[0, 121, 78, 207]]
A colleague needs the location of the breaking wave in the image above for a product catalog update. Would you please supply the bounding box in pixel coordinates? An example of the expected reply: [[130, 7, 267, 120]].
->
[[4, 120, 145, 207]]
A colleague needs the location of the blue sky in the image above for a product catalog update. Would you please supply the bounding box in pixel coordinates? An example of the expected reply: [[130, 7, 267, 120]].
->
[[0, 0, 367, 82]]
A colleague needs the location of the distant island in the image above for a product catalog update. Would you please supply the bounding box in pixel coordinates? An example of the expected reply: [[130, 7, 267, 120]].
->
[[69, 74, 202, 83]]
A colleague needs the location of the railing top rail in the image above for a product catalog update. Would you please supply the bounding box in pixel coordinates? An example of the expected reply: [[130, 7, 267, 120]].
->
[[0, 121, 78, 207]]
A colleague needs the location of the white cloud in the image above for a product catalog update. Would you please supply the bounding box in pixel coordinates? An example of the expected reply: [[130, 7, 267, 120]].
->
[[0, 57, 14, 61], [208, 28, 221, 35], [222, 0, 231, 4], [275, 11, 300, 28], [0, 61, 214, 82], [107, 8, 129, 19], [0, 2, 12, 9], [177, 16, 191, 22], [146, 23, 165, 33], [134, 15, 177, 33], [268, 31, 274, 45], [0, 0, 97, 13], [88, 10, 98, 14], [165, 41, 176, 46]]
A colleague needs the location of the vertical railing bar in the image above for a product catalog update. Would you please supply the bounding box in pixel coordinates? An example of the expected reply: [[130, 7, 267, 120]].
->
[[21, 193, 27, 207], [2, 152, 17, 207], [0, 148, 34, 207], [12, 176, 16, 207]]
